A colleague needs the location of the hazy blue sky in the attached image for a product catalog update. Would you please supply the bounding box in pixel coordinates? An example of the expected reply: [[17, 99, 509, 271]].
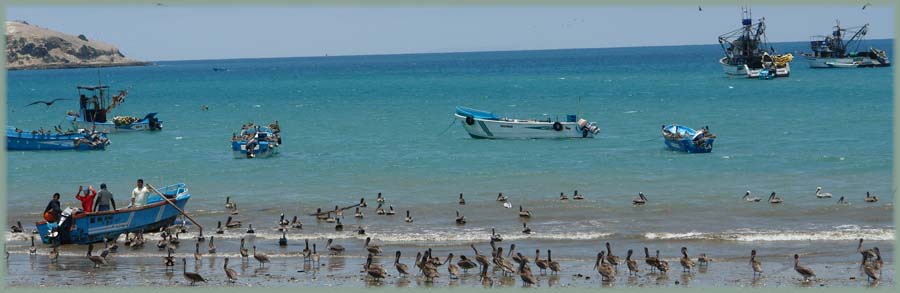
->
[[6, 5, 894, 61]]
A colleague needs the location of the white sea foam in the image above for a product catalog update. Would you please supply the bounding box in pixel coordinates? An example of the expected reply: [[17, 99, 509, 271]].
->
[[644, 226, 894, 242], [208, 230, 613, 243]]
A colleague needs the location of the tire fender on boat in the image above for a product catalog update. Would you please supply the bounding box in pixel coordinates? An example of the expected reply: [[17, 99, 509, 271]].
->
[[582, 128, 589, 138], [465, 116, 475, 125], [553, 122, 563, 131]]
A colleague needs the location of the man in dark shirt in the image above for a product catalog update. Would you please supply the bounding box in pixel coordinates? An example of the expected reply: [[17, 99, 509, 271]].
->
[[44, 193, 61, 222], [94, 183, 116, 212]]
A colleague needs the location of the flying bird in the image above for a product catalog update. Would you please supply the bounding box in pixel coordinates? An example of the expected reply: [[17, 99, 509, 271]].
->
[[26, 98, 68, 107], [699, 6, 702, 11], [863, 3, 871, 10]]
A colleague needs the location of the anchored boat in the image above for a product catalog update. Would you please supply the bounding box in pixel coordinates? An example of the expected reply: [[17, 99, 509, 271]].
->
[[718, 7, 792, 78], [7, 126, 109, 150], [662, 124, 715, 153], [803, 21, 891, 68], [36, 183, 191, 245], [232, 122, 282, 158], [454, 106, 600, 139], [65, 85, 163, 133]]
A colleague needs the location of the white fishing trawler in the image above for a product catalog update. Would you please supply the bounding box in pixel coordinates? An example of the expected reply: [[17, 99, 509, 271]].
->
[[803, 21, 890, 68], [717, 7, 793, 79], [454, 106, 599, 139]]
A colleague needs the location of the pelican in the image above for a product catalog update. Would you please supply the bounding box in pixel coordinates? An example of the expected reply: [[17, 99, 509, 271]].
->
[[182, 258, 207, 285], [837, 196, 849, 205], [509, 244, 523, 264], [496, 192, 508, 202], [680, 247, 695, 273], [458, 193, 466, 205], [518, 257, 537, 286], [354, 207, 364, 218], [157, 233, 169, 249], [644, 247, 658, 271], [547, 249, 560, 274], [215, 221, 224, 234], [194, 242, 202, 261], [10, 221, 23, 233], [131, 230, 145, 248], [750, 250, 762, 277], [863, 257, 879, 281], [253, 245, 269, 267], [225, 216, 241, 228], [743, 190, 761, 202], [49, 246, 59, 262], [356, 226, 366, 235], [224, 257, 238, 283], [404, 210, 413, 222], [503, 202, 512, 209], [534, 249, 548, 275], [522, 223, 532, 234], [164, 249, 176, 270], [208, 236, 216, 254], [302, 239, 311, 261], [480, 264, 493, 287], [559, 192, 569, 200], [291, 216, 303, 229], [815, 187, 832, 198], [655, 250, 669, 273], [278, 230, 288, 246], [366, 253, 388, 281], [633, 192, 647, 205], [376, 192, 385, 203], [455, 210, 466, 225], [864, 191, 879, 202], [573, 190, 584, 200], [857, 238, 876, 267], [29, 236, 36, 254], [359, 197, 367, 208], [315, 208, 329, 220], [471, 244, 490, 269], [793, 254, 815, 282], [334, 205, 343, 218], [458, 255, 477, 273], [595, 251, 615, 282], [312, 243, 320, 265], [239, 238, 249, 260], [446, 253, 461, 279], [225, 196, 236, 209], [335, 218, 344, 231], [87, 243, 107, 268], [518, 205, 532, 217], [394, 250, 409, 276], [768, 192, 783, 204], [626, 249, 639, 275], [604, 242, 620, 270], [375, 203, 386, 215], [490, 228, 503, 242], [326, 238, 345, 254], [493, 247, 515, 276], [278, 212, 290, 227], [365, 237, 383, 255], [698, 253, 710, 266]]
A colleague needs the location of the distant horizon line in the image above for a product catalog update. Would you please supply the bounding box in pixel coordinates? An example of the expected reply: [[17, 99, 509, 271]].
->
[[149, 38, 895, 63]]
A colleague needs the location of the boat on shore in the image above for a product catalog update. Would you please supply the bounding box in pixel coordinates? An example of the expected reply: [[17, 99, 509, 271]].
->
[[662, 124, 715, 153], [454, 106, 600, 139], [36, 183, 191, 245], [6, 126, 109, 150], [717, 7, 792, 78], [65, 85, 163, 133], [803, 21, 891, 68], [231, 122, 282, 158]]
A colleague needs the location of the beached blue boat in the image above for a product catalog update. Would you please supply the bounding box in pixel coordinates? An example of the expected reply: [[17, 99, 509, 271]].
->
[[65, 85, 163, 133], [7, 127, 109, 150], [662, 124, 715, 153], [231, 123, 281, 158], [35, 183, 191, 245]]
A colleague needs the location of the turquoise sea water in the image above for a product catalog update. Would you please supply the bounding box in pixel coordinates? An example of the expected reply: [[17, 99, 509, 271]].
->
[[5, 40, 895, 286]]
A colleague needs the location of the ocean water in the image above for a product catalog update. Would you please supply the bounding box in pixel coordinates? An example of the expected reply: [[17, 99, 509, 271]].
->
[[5, 40, 894, 287]]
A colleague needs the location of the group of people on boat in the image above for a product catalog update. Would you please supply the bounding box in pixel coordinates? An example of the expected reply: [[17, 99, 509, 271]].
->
[[41, 179, 153, 223], [231, 121, 282, 155]]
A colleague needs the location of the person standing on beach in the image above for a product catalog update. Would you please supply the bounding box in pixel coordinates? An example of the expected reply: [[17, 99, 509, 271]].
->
[[74, 185, 97, 213], [43, 193, 62, 222], [131, 179, 150, 208], [94, 183, 116, 212]]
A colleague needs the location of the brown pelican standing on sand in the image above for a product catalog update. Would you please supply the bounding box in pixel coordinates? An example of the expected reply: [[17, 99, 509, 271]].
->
[[644, 247, 658, 272], [547, 249, 561, 274], [455, 210, 466, 225], [29, 236, 37, 254], [518, 205, 532, 217], [522, 223, 532, 234], [394, 251, 410, 276], [559, 192, 569, 200], [793, 254, 815, 282], [595, 251, 615, 282], [326, 238, 345, 254], [366, 253, 388, 282], [194, 242, 202, 261], [518, 257, 538, 286], [743, 190, 761, 202], [459, 193, 466, 205], [655, 250, 669, 273], [224, 257, 238, 283], [534, 250, 548, 275], [446, 253, 461, 279], [508, 244, 524, 264], [471, 244, 491, 269], [87, 243, 107, 268], [857, 238, 875, 267], [207, 236, 216, 254], [697, 253, 710, 266], [49, 246, 59, 262], [365, 237, 383, 255], [386, 205, 397, 216], [768, 192, 783, 204], [863, 257, 880, 281], [404, 210, 413, 223], [605, 242, 620, 270], [253, 246, 269, 267], [480, 264, 493, 287], [239, 238, 249, 261], [864, 191, 879, 202], [493, 247, 515, 276], [633, 192, 647, 205], [626, 249, 639, 275], [458, 255, 477, 273], [182, 258, 207, 285], [312, 243, 321, 265], [354, 207, 364, 218], [680, 247, 695, 273], [302, 239, 311, 261], [750, 250, 763, 277]]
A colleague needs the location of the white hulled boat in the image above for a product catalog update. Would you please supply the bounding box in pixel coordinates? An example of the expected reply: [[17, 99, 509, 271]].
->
[[454, 106, 599, 139]]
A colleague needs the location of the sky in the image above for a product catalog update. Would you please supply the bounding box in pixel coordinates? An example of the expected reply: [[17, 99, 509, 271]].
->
[[5, 5, 895, 61]]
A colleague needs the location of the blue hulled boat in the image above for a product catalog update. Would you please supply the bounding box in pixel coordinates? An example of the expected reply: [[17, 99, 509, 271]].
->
[[7, 127, 109, 150], [231, 123, 281, 158], [662, 124, 716, 153], [36, 183, 191, 245]]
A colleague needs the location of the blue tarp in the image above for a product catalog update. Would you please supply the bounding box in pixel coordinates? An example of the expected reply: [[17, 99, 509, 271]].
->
[[456, 106, 500, 120]]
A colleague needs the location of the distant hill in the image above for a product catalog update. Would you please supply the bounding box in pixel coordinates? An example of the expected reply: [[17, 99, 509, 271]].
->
[[5, 21, 150, 70]]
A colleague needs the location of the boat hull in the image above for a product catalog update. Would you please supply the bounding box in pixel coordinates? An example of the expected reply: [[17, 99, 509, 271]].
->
[[6, 128, 108, 151], [663, 125, 714, 153], [68, 113, 163, 133], [805, 56, 890, 68], [232, 141, 279, 158], [455, 114, 596, 139], [35, 183, 190, 245], [719, 57, 790, 78]]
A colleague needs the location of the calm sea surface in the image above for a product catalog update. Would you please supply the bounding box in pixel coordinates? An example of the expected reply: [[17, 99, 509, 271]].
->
[[5, 40, 894, 287]]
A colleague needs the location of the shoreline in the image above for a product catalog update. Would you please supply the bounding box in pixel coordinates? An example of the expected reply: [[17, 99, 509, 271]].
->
[[6, 61, 154, 71]]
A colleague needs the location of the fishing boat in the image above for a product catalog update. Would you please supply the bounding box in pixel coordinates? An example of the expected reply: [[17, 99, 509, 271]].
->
[[231, 122, 281, 158], [6, 126, 109, 150], [454, 106, 600, 139], [718, 7, 792, 78], [662, 124, 715, 153], [803, 21, 891, 68], [36, 183, 191, 245], [65, 85, 163, 133]]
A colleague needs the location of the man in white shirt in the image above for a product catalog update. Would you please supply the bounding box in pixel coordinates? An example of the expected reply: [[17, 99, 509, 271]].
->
[[131, 179, 150, 208]]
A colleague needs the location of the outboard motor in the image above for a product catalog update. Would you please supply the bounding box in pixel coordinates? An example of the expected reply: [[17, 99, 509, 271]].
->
[[578, 119, 600, 134]]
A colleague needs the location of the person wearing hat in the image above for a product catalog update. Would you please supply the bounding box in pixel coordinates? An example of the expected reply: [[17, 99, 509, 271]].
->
[[94, 183, 116, 212]]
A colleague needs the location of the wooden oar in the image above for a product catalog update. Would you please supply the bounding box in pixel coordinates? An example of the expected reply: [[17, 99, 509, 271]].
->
[[307, 202, 361, 216], [146, 183, 204, 238]]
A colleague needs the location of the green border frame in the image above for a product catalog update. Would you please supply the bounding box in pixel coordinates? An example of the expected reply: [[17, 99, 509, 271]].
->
[[0, 1, 896, 292]]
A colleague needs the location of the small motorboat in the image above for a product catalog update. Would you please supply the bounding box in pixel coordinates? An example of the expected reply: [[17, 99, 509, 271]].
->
[[454, 106, 600, 139], [825, 62, 859, 68], [7, 127, 109, 151], [231, 122, 281, 158], [662, 124, 715, 153]]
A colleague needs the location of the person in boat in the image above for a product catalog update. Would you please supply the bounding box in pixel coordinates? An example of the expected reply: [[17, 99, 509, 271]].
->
[[74, 185, 97, 213], [79, 94, 88, 109], [94, 183, 117, 212], [131, 179, 150, 208], [43, 193, 62, 223]]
